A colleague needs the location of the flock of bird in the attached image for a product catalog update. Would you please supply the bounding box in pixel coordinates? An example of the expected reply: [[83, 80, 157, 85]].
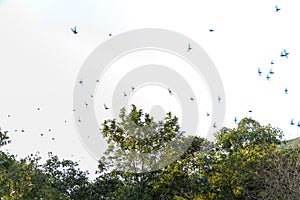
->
[[6, 107, 57, 141], [4, 4, 298, 158], [257, 47, 299, 129], [73, 4, 298, 133]]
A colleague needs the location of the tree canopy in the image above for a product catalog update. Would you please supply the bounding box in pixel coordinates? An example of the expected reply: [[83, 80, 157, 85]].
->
[[1, 106, 299, 199]]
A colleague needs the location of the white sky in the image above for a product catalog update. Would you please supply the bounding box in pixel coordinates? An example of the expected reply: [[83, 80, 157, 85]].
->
[[1, 0, 300, 178]]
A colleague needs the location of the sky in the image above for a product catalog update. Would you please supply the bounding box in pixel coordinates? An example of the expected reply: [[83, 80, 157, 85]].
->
[[1, 0, 300, 177]]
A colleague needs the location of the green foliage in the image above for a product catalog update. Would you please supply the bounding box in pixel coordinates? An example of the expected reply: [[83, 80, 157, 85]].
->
[[197, 118, 284, 200], [42, 152, 90, 200], [101, 104, 186, 173], [1, 111, 300, 200]]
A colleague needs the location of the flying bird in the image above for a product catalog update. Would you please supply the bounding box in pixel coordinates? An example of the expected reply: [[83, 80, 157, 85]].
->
[[123, 92, 127, 97], [168, 88, 173, 95], [190, 97, 195, 101], [270, 60, 274, 65], [209, 29, 214, 32], [79, 79, 84, 85], [84, 102, 88, 108], [280, 49, 289, 58], [206, 112, 210, 117], [275, 5, 281, 12], [290, 119, 295, 125], [285, 88, 288, 94], [298, 121, 300, 128], [71, 26, 78, 34], [218, 96, 221, 103], [269, 68, 274, 74], [248, 110, 253, 113], [266, 74, 271, 81], [234, 117, 237, 124], [213, 122, 217, 128], [258, 68, 262, 76], [109, 32, 112, 37], [187, 43, 192, 52], [131, 86, 135, 92], [104, 103, 109, 110]]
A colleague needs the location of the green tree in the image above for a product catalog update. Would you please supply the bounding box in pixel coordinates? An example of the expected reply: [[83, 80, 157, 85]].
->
[[99, 105, 213, 199], [42, 153, 90, 200], [198, 118, 283, 200], [0, 130, 67, 200]]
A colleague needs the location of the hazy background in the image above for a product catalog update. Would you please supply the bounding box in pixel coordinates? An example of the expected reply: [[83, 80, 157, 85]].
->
[[1, 0, 300, 177]]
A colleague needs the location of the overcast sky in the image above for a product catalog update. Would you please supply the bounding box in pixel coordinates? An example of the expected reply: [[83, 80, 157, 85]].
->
[[1, 0, 300, 177]]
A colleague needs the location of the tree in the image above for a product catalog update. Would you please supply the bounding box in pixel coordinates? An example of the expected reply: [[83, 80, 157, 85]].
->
[[0, 130, 67, 200], [42, 152, 90, 200], [198, 118, 283, 200], [99, 105, 212, 199], [256, 147, 300, 199]]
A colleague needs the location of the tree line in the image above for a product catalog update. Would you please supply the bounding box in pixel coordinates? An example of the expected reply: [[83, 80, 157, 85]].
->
[[1, 105, 300, 199]]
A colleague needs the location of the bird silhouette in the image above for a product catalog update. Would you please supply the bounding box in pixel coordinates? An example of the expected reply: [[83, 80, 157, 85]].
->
[[131, 86, 135, 92], [298, 121, 300, 128], [291, 119, 295, 125], [52, 137, 55, 141], [90, 94, 94, 98], [84, 102, 88, 108], [270, 60, 274, 65], [123, 92, 127, 97], [269, 68, 274, 74], [96, 79, 99, 83], [213, 122, 217, 128], [234, 117, 237, 124], [79, 79, 83, 85], [168, 88, 173, 95], [209, 29, 214, 32], [21, 129, 25, 133], [206, 112, 210, 117], [37, 108, 40, 111], [71, 26, 78, 34], [190, 97, 195, 101], [218, 96, 221, 103], [7, 115, 11, 118], [258, 68, 262, 76], [280, 49, 289, 58], [266, 74, 271, 81], [109, 33, 112, 37], [40, 134, 44, 137], [285, 88, 288, 94], [275, 5, 281, 12], [104, 103, 109, 110], [78, 117, 82, 123], [187, 43, 192, 52], [248, 110, 253, 113]]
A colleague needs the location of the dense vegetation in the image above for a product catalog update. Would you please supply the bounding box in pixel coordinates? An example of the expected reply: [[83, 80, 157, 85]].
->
[[1, 106, 300, 199]]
